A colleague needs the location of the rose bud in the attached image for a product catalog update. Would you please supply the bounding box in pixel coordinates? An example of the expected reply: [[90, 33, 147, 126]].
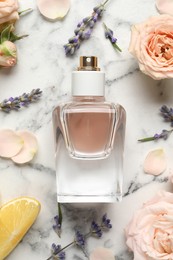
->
[[0, 41, 17, 67]]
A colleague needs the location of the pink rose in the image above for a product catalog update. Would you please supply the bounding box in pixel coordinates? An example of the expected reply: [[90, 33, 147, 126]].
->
[[129, 15, 173, 80], [126, 191, 173, 260], [0, 0, 19, 25], [0, 41, 17, 67]]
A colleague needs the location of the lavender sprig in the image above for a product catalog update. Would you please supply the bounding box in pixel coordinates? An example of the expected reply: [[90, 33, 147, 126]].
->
[[53, 203, 63, 238], [139, 105, 173, 142], [46, 214, 112, 260], [0, 88, 42, 113], [160, 105, 173, 126], [64, 0, 110, 55], [103, 23, 122, 52], [138, 129, 173, 143]]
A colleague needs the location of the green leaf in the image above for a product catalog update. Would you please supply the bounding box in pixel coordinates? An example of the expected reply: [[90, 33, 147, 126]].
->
[[9, 32, 28, 42], [0, 25, 12, 43]]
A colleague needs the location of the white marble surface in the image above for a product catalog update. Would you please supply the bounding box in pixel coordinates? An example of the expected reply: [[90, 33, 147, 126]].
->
[[0, 0, 173, 259]]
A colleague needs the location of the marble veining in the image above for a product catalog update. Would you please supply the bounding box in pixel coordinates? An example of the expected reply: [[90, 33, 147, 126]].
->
[[0, 0, 173, 259]]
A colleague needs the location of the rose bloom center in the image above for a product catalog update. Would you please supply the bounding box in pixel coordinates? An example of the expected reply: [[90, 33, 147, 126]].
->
[[148, 32, 173, 62], [152, 214, 173, 255]]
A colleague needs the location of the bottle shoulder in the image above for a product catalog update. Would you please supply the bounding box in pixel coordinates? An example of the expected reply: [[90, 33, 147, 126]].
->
[[54, 100, 125, 112]]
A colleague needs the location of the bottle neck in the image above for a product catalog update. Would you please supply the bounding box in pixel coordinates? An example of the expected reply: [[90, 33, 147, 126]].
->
[[72, 96, 105, 102], [72, 71, 105, 97]]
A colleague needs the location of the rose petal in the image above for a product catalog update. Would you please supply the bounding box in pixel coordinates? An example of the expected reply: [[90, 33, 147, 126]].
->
[[90, 247, 115, 260], [12, 131, 38, 164], [37, 0, 70, 20], [156, 0, 173, 15], [143, 148, 167, 176], [0, 129, 23, 158]]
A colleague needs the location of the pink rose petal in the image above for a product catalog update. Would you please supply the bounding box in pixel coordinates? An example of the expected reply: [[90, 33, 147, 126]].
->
[[37, 0, 70, 20], [143, 148, 167, 176], [156, 0, 173, 15], [90, 247, 115, 260], [0, 129, 23, 158], [12, 131, 38, 164]]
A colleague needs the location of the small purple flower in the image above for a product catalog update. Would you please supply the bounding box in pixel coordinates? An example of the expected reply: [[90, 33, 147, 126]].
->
[[103, 23, 122, 52], [111, 37, 117, 43], [93, 4, 104, 15], [77, 21, 83, 27], [84, 29, 92, 39], [64, 44, 72, 55], [75, 231, 85, 247], [104, 23, 117, 43], [9, 97, 14, 102], [53, 215, 61, 236], [102, 214, 112, 229], [160, 105, 173, 126], [51, 244, 65, 260], [64, 0, 110, 56], [91, 221, 102, 237], [93, 13, 98, 23], [83, 16, 91, 24], [154, 129, 172, 140], [89, 20, 95, 28], [68, 36, 79, 44]]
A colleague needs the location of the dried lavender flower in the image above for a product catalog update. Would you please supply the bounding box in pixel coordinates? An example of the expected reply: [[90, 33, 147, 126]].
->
[[138, 129, 173, 143], [101, 214, 112, 229], [138, 105, 173, 143], [52, 203, 63, 238], [103, 23, 122, 52], [75, 231, 85, 247], [160, 105, 173, 126], [46, 214, 112, 260], [53, 215, 62, 238], [0, 88, 42, 113], [64, 0, 110, 56], [51, 244, 66, 260], [91, 221, 102, 237]]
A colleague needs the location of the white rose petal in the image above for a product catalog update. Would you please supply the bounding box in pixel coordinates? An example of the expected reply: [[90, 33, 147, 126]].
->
[[156, 0, 173, 15], [37, 0, 70, 20], [0, 129, 23, 158], [12, 131, 38, 164], [90, 247, 115, 260], [143, 148, 167, 176]]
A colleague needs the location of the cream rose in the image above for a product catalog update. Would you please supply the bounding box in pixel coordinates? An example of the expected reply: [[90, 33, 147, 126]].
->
[[129, 15, 173, 80], [0, 0, 19, 25], [126, 191, 173, 260]]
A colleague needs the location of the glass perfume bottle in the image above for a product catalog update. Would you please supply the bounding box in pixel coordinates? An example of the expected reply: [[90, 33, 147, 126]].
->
[[52, 56, 126, 203]]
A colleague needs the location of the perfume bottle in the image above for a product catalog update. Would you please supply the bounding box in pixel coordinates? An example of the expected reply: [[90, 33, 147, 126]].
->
[[52, 56, 126, 203]]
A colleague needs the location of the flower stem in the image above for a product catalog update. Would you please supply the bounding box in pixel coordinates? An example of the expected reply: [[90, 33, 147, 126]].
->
[[138, 129, 173, 142], [19, 8, 33, 15], [102, 0, 110, 6], [46, 241, 75, 260], [113, 43, 122, 52], [138, 137, 156, 142]]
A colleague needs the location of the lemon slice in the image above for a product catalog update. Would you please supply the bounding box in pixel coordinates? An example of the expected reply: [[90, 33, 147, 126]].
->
[[0, 197, 41, 259]]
